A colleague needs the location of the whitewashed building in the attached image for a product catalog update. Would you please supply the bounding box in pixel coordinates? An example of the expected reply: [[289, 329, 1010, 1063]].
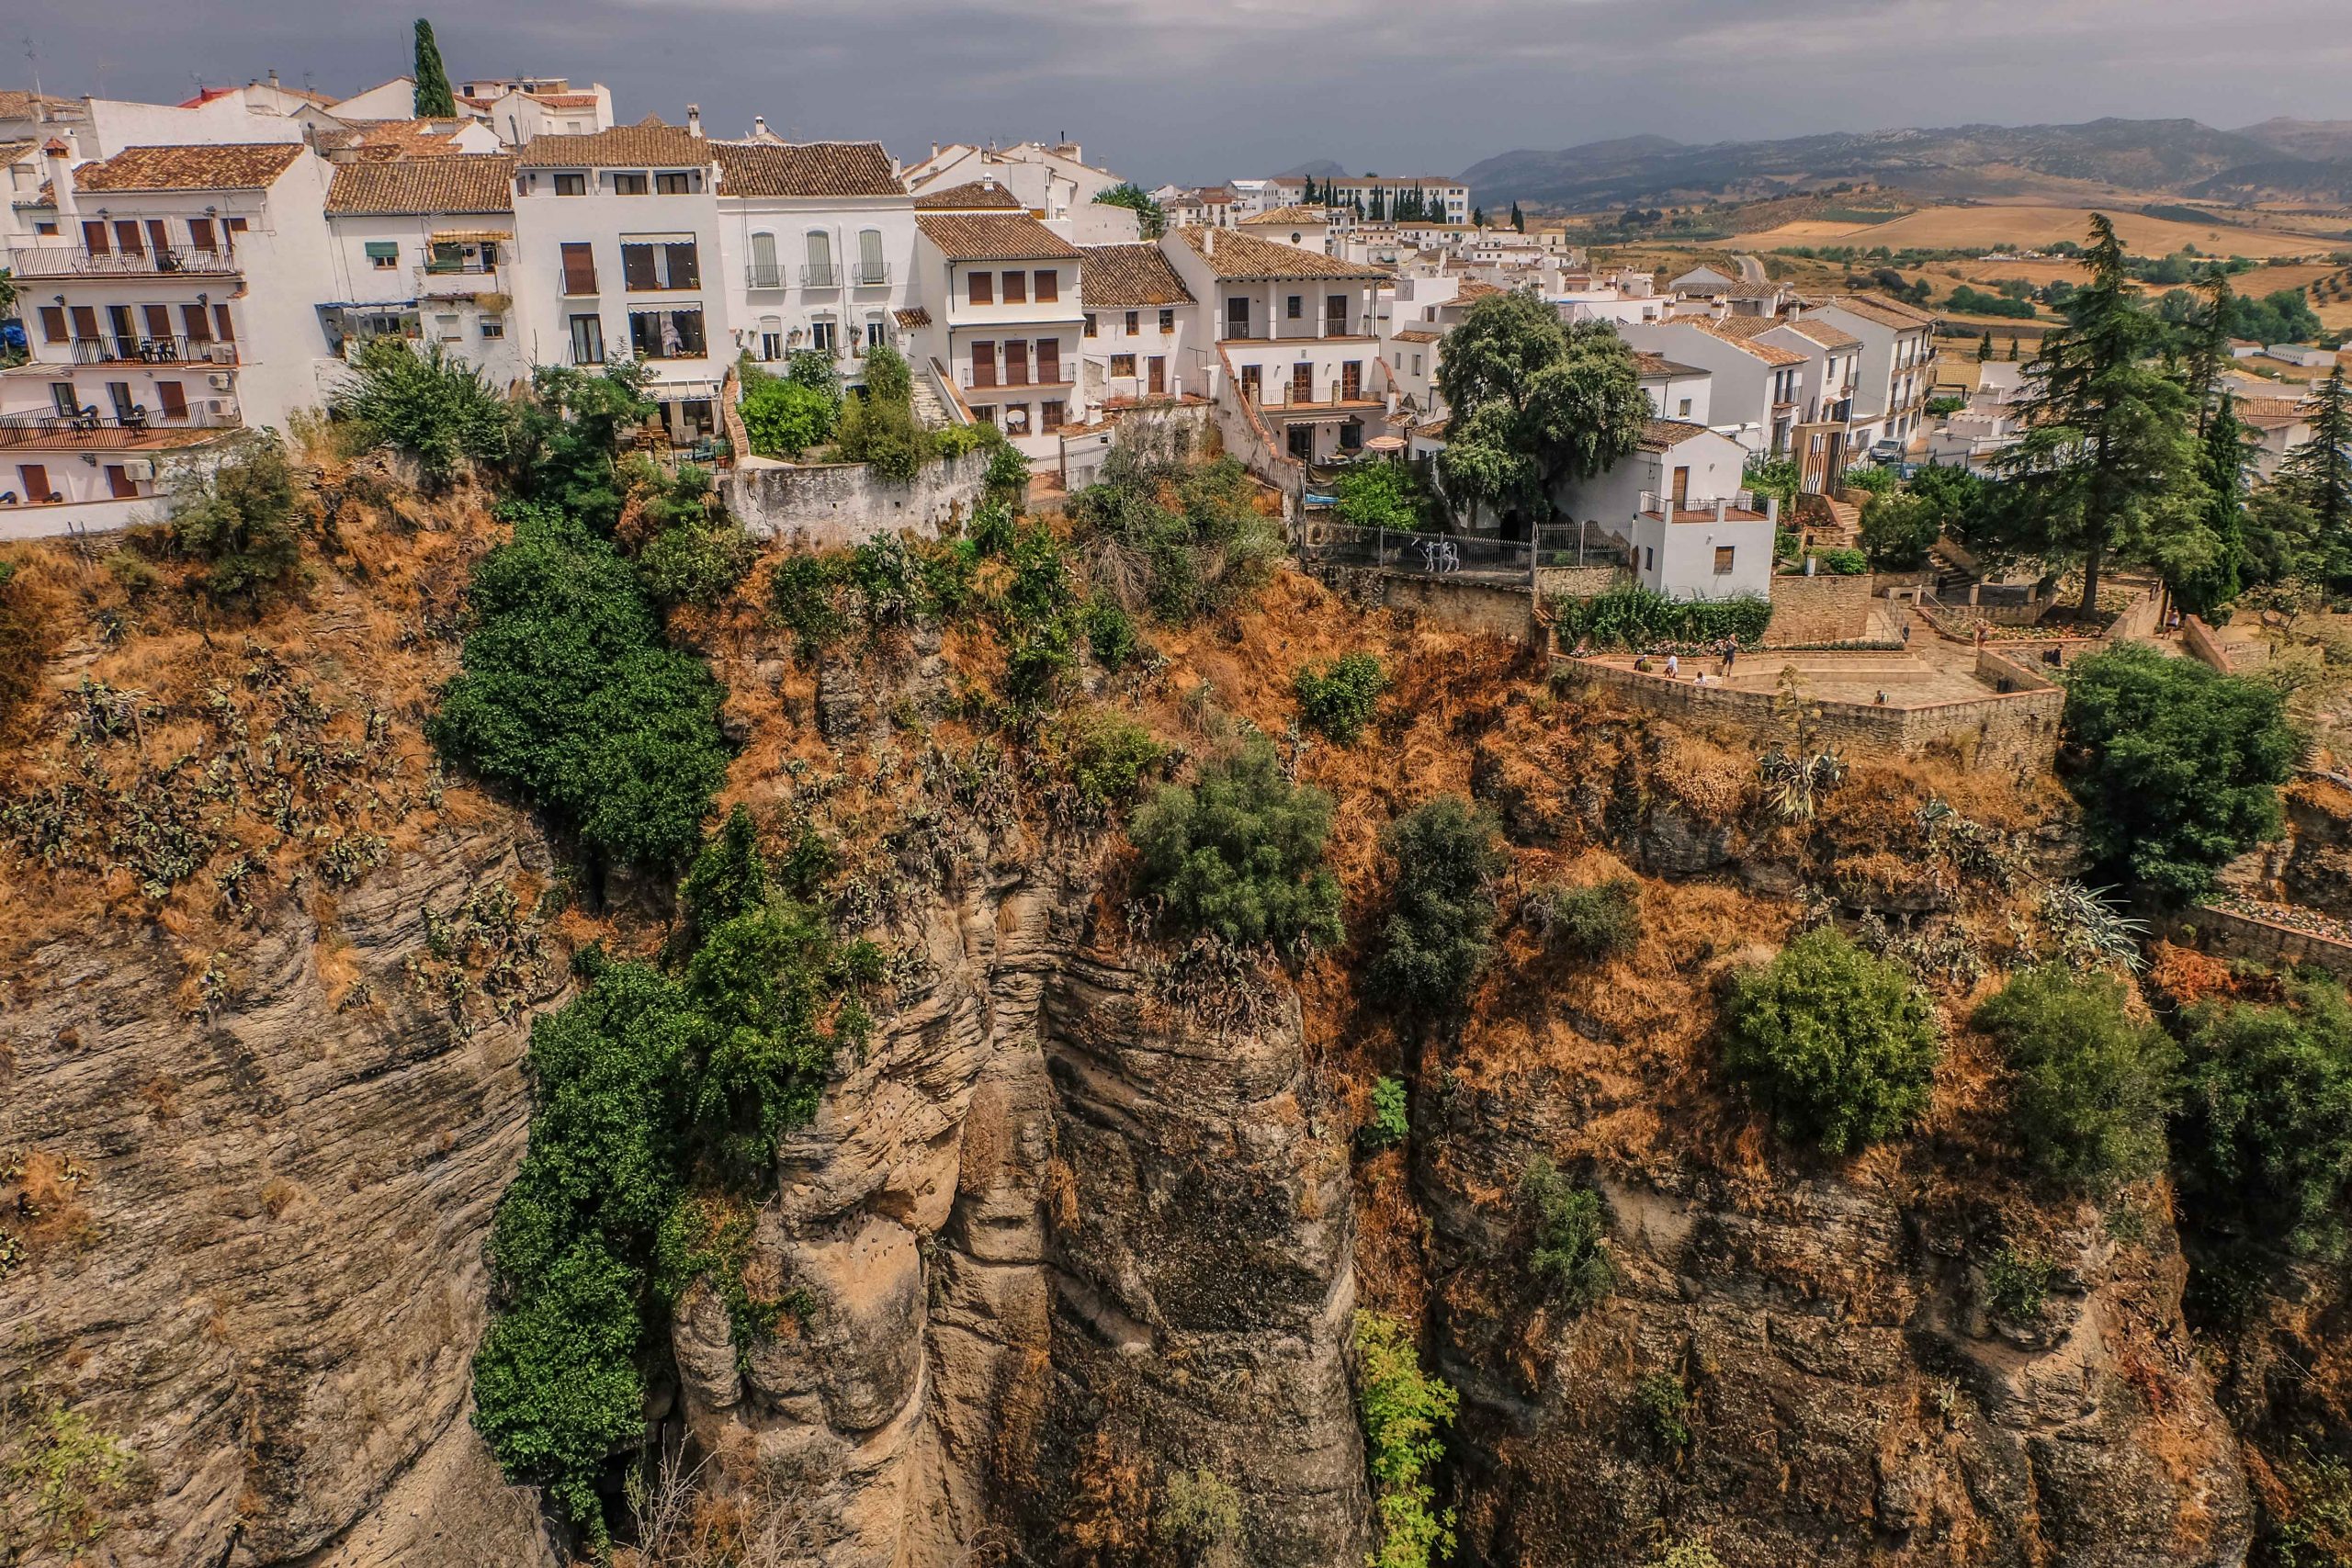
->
[[712, 141, 917, 381], [317, 154, 525, 385], [910, 210, 1087, 461], [1078, 243, 1194, 406]]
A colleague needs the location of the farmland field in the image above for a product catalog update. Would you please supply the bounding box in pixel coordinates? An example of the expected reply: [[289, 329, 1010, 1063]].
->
[[1735, 203, 2325, 258]]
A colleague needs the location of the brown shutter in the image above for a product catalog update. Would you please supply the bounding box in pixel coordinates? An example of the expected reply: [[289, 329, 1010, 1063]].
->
[[156, 381, 188, 419], [18, 465, 51, 502], [971, 341, 997, 388], [115, 220, 143, 254], [69, 305, 97, 340], [665, 241, 700, 289], [620, 243, 657, 291], [37, 306, 66, 344], [187, 217, 216, 253], [146, 220, 171, 254], [1004, 339, 1028, 386], [967, 270, 991, 306], [1002, 270, 1026, 305], [561, 242, 598, 295], [1148, 355, 1165, 394], [213, 304, 235, 342], [107, 464, 136, 498], [1035, 337, 1059, 386], [183, 303, 212, 343], [143, 304, 175, 338], [82, 220, 108, 254], [1034, 269, 1057, 302]]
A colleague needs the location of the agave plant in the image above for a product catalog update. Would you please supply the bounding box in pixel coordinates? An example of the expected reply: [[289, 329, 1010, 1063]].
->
[[2040, 880, 2147, 971], [1758, 747, 1847, 822]]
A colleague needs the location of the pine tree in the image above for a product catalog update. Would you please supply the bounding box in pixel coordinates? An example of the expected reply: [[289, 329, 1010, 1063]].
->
[[413, 18, 456, 118], [2177, 393, 2248, 616], [2283, 367, 2352, 581], [2007, 338, 2020, 361], [2186, 274, 2235, 437], [1992, 214, 2208, 619], [1977, 331, 1994, 362], [1510, 200, 1524, 232]]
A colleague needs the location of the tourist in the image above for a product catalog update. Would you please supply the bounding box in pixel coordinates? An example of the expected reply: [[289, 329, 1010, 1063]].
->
[[1900, 621, 1911, 646], [1720, 637, 1736, 675], [1665, 653, 1680, 679]]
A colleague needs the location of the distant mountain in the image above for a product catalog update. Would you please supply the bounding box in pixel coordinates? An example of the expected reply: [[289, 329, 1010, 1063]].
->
[[1275, 158, 1347, 179], [2233, 118, 2352, 164], [1459, 118, 2293, 211]]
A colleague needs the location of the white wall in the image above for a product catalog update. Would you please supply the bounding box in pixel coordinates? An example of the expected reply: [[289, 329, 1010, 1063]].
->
[[84, 97, 305, 157], [921, 244, 1086, 459], [716, 193, 920, 383], [1080, 299, 1188, 403], [511, 177, 728, 399]]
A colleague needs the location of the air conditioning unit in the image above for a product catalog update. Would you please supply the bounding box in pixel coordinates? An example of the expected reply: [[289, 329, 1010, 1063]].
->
[[122, 459, 155, 481], [209, 344, 236, 366], [203, 397, 239, 422], [207, 372, 234, 391]]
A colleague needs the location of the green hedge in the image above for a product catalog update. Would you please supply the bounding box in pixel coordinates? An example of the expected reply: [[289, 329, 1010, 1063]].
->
[[1553, 585, 1772, 650]]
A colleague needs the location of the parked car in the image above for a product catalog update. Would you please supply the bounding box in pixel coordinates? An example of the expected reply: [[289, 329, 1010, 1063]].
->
[[1869, 438, 1905, 464]]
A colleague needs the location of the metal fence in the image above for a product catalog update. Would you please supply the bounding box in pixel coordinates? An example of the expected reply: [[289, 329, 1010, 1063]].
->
[[1302, 522, 1630, 580]]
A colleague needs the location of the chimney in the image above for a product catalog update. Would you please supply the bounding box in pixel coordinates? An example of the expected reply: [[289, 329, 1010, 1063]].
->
[[685, 104, 703, 138], [43, 138, 75, 222], [752, 114, 770, 139], [267, 70, 281, 90]]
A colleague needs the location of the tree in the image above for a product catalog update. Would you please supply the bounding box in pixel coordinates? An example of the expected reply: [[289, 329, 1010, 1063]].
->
[[1129, 739, 1344, 950], [331, 335, 514, 481], [2058, 642, 2296, 902], [2175, 392, 2249, 616], [1092, 181, 1167, 239], [1294, 651, 1389, 744], [1991, 214, 2209, 618], [166, 433, 305, 605], [1972, 965, 2178, 1191], [2177, 976, 2352, 1260], [1352, 1312, 1458, 1568], [412, 18, 456, 118], [1367, 795, 1507, 1018], [1369, 187, 1387, 222], [2281, 367, 2352, 583], [1435, 295, 1651, 534], [1857, 490, 1941, 569], [1329, 457, 1430, 530], [1510, 200, 1524, 232], [1977, 330, 1995, 362], [2185, 274, 2235, 437], [738, 378, 836, 458], [1472, 206, 1486, 229], [1720, 930, 1940, 1154]]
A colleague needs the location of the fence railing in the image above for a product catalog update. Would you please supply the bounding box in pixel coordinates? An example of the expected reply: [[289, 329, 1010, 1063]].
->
[[71, 334, 233, 367], [1637, 488, 1759, 517], [7, 245, 239, 277], [1302, 522, 1628, 581]]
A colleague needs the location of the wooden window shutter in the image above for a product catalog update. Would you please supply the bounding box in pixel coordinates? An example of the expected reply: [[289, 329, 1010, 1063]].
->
[[157, 381, 188, 419], [214, 304, 236, 342], [69, 305, 97, 340], [187, 217, 216, 252], [1034, 269, 1057, 302], [143, 304, 175, 338], [1002, 270, 1026, 305], [971, 341, 997, 388], [1004, 339, 1028, 386], [83, 220, 109, 254], [183, 303, 212, 342], [1035, 338, 1059, 386], [968, 271, 992, 306], [561, 242, 598, 295], [37, 306, 66, 344]]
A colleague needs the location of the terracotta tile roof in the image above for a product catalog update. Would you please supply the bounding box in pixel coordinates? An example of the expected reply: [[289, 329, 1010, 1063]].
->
[[326, 154, 516, 215], [1776, 317, 1862, 351], [0, 91, 74, 119], [1634, 351, 1705, 378], [1830, 293, 1938, 329], [1636, 417, 1715, 452], [329, 118, 471, 162], [1693, 318, 1807, 366], [1391, 328, 1442, 344], [713, 141, 902, 198], [915, 211, 1080, 261], [894, 306, 932, 329], [0, 139, 33, 167], [528, 92, 602, 109], [1080, 243, 1193, 307], [1174, 225, 1385, 281], [913, 178, 1023, 210], [1241, 204, 1327, 226], [75, 142, 306, 192], [1196, 186, 1236, 205], [516, 123, 708, 169]]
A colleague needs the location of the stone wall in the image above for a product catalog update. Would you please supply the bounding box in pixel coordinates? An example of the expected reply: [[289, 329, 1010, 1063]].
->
[[2183, 614, 2234, 673], [725, 448, 992, 547], [1763, 572, 1876, 644], [1534, 564, 1629, 600], [2172, 904, 2352, 982], [1551, 650, 2063, 773], [1316, 564, 1542, 646]]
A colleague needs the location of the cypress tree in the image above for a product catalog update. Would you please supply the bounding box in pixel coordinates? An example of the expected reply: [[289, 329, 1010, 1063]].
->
[[2186, 273, 2235, 437], [2177, 393, 2247, 616], [413, 18, 457, 118], [1510, 200, 1524, 232], [2283, 367, 2352, 583], [1977, 331, 1994, 361]]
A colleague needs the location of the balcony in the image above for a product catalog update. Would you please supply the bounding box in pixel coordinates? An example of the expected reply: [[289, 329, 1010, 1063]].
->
[[8, 245, 240, 278], [0, 409, 242, 451], [851, 260, 891, 287], [70, 335, 239, 367], [801, 263, 842, 288], [1638, 488, 1769, 523], [415, 261, 502, 298], [744, 263, 785, 290]]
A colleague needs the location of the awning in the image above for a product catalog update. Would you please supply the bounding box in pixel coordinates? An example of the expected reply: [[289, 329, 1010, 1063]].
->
[[430, 229, 512, 243], [647, 379, 721, 402]]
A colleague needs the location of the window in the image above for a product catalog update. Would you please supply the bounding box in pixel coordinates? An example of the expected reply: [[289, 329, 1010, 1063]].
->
[[866, 314, 887, 348], [655, 171, 693, 194], [213, 304, 235, 343], [187, 217, 216, 253], [37, 306, 65, 344], [612, 172, 649, 196], [435, 313, 463, 343], [49, 382, 79, 417], [620, 239, 699, 290], [1677, 397, 1692, 416], [1083, 313, 1097, 338], [629, 308, 707, 359], [809, 318, 837, 354], [156, 380, 187, 419], [553, 172, 586, 196], [82, 219, 108, 254], [1123, 310, 1138, 334], [1159, 308, 1175, 333], [1286, 295, 1303, 320], [972, 404, 996, 426], [560, 242, 598, 295], [365, 240, 400, 270], [1041, 399, 1065, 429], [480, 316, 505, 339], [1110, 353, 1137, 377], [758, 316, 783, 362], [1645, 547, 1656, 573], [1340, 360, 1362, 400], [1034, 269, 1057, 302], [748, 231, 781, 288], [1713, 547, 1736, 575], [1003, 270, 1026, 305], [972, 341, 997, 388], [804, 231, 835, 287], [181, 303, 211, 344], [968, 270, 992, 306], [1003, 404, 1031, 435], [18, 465, 52, 503], [1410, 354, 1422, 375], [107, 381, 135, 419], [856, 229, 886, 286], [1035, 339, 1060, 384], [569, 313, 605, 365], [1326, 294, 1349, 333], [1005, 339, 1029, 386], [226, 217, 248, 243]]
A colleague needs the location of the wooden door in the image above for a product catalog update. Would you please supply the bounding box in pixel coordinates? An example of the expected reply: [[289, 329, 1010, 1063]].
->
[[156, 381, 188, 420], [970, 341, 997, 389], [146, 220, 171, 255], [1670, 466, 1690, 505], [1034, 338, 1059, 386], [106, 464, 136, 498], [82, 220, 108, 254], [1290, 362, 1313, 404], [1004, 339, 1028, 387], [1239, 364, 1262, 401], [114, 220, 143, 254], [1147, 355, 1165, 395], [18, 465, 51, 502]]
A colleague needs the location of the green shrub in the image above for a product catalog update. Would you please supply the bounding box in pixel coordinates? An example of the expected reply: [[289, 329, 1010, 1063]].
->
[[1983, 1242, 2054, 1321], [1156, 1467, 1245, 1568], [1635, 1371, 1691, 1451], [1362, 1075, 1410, 1149], [1352, 1311, 1458, 1568], [0, 1387, 136, 1560], [626, 461, 749, 608], [514, 362, 657, 534], [1130, 739, 1344, 950], [738, 378, 837, 457], [1521, 1155, 1612, 1311], [1720, 929, 1940, 1154], [1526, 877, 1640, 960], [836, 392, 931, 482], [1369, 795, 1506, 1016], [862, 342, 912, 404], [984, 442, 1030, 502], [915, 536, 981, 619], [1817, 546, 1870, 575], [430, 505, 729, 869], [1331, 458, 1432, 530], [166, 434, 305, 605], [2177, 976, 2352, 1259], [1841, 463, 1899, 495], [1858, 491, 1942, 569], [1651, 1543, 1725, 1568], [1553, 584, 1771, 649], [846, 535, 919, 624], [785, 349, 841, 403], [1079, 596, 1140, 670], [331, 335, 514, 480], [2060, 643, 2297, 902], [933, 421, 1004, 461], [770, 553, 847, 645], [1743, 457, 1801, 508], [1973, 965, 2178, 1190], [1068, 446, 1283, 623], [1293, 651, 1388, 744], [1057, 709, 1166, 810], [967, 498, 1017, 557]]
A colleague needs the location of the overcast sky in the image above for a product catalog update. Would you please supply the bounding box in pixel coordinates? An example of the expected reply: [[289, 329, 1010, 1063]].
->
[[20, 0, 2352, 184]]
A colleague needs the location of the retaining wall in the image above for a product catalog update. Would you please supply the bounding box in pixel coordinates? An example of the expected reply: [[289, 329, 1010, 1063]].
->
[[724, 448, 992, 547], [1317, 564, 1542, 646], [1764, 572, 1875, 644], [2182, 615, 2233, 673], [2171, 904, 2352, 982]]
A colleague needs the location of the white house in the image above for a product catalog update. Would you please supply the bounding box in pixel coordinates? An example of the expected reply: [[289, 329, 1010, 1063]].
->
[[1555, 420, 1774, 602], [1808, 294, 1937, 450], [902, 141, 1124, 223], [1668, 265, 1740, 298], [1236, 204, 1331, 256], [1079, 243, 1194, 406], [318, 154, 525, 385], [910, 210, 1088, 461], [458, 79, 616, 145], [712, 140, 918, 382], [1162, 225, 1388, 465], [1634, 352, 1713, 426], [2267, 344, 2336, 369], [1266, 175, 1469, 224], [327, 77, 421, 122], [511, 121, 729, 443], [1622, 316, 1809, 454]]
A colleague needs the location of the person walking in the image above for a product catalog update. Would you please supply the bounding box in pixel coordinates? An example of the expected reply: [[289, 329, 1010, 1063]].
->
[[1665, 652, 1680, 680]]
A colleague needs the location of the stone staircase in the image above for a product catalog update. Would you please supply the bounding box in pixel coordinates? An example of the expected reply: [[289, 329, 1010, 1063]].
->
[[1929, 545, 1979, 602], [1792, 490, 1864, 550], [910, 374, 949, 430]]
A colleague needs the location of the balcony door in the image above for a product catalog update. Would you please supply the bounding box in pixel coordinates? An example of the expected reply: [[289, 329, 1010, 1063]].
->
[[1289, 362, 1313, 405], [805, 231, 833, 287], [1225, 297, 1250, 338]]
